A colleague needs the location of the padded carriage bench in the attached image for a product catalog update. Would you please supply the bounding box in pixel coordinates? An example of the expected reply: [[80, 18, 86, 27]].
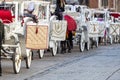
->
[[0, 9, 12, 23]]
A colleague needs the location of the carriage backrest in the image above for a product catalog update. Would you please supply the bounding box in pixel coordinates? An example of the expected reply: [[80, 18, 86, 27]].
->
[[21, 1, 50, 21], [0, 9, 12, 23]]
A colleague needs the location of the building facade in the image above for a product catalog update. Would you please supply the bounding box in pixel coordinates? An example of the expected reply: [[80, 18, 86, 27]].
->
[[50, 0, 120, 12], [78, 0, 120, 12], [4, 0, 117, 12]]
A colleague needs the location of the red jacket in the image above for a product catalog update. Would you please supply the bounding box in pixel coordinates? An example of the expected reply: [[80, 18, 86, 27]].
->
[[64, 15, 77, 31]]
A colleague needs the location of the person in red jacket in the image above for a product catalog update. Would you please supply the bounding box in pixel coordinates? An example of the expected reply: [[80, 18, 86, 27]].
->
[[64, 15, 77, 53]]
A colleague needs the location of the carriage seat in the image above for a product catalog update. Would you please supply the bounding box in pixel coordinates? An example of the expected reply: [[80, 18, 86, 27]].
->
[[0, 9, 12, 23]]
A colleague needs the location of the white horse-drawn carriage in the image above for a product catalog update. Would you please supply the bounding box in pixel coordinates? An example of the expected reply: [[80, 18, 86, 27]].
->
[[0, 0, 67, 75], [50, 4, 100, 52], [90, 9, 113, 45], [0, 1, 31, 74], [63, 5, 100, 51], [109, 12, 120, 43], [21, 1, 67, 59]]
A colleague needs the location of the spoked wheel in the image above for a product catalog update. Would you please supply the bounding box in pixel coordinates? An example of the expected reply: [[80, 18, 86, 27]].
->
[[104, 35, 107, 45], [25, 49, 32, 69], [90, 39, 94, 49], [95, 38, 99, 48], [57, 41, 61, 54], [52, 41, 57, 56], [85, 39, 90, 51], [38, 50, 44, 59], [13, 45, 21, 74], [10, 35, 22, 74], [79, 35, 85, 52], [109, 36, 113, 45], [119, 35, 120, 44]]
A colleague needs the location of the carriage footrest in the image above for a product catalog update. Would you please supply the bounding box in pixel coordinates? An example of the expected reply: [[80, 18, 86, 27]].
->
[[2, 44, 19, 48], [1, 56, 12, 59]]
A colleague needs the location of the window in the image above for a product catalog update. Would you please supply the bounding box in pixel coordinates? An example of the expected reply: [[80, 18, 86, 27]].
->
[[101, 0, 108, 7], [79, 0, 89, 6], [100, 0, 115, 9]]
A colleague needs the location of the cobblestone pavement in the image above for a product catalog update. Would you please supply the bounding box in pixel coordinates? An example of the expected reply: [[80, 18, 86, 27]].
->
[[27, 44, 120, 80], [0, 43, 120, 80]]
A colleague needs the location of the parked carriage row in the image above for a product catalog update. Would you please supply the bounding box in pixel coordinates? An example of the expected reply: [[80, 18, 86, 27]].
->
[[0, 1, 120, 76]]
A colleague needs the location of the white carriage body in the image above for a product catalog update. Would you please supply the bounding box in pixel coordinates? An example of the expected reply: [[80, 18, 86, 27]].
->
[[0, 1, 21, 40], [21, 1, 50, 50], [26, 22, 49, 49], [50, 20, 67, 41], [109, 12, 120, 36], [90, 9, 109, 37], [63, 5, 87, 30], [0, 1, 21, 48], [21, 1, 50, 21], [88, 21, 99, 38], [50, 4, 68, 41], [110, 23, 120, 36]]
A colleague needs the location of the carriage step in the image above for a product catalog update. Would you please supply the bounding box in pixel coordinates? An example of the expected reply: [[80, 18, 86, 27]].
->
[[2, 44, 19, 48]]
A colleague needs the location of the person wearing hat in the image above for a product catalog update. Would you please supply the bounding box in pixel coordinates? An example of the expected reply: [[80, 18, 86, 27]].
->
[[24, 2, 37, 23]]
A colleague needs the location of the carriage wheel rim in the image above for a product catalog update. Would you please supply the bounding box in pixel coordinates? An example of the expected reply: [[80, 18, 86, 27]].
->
[[52, 42, 57, 56], [27, 50, 32, 67], [40, 50, 44, 58], [80, 39, 85, 52], [96, 40, 98, 47], [110, 37, 113, 44], [14, 46, 21, 73], [15, 54, 21, 73], [87, 43, 89, 50]]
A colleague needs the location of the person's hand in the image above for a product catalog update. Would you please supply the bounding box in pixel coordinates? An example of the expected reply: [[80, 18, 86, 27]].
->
[[24, 9, 27, 11], [72, 31, 76, 36]]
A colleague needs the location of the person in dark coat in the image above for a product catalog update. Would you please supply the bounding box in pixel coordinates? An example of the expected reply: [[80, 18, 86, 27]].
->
[[55, 0, 66, 20]]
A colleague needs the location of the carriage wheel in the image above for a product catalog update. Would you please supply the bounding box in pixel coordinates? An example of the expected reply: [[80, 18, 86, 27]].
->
[[52, 41, 57, 56], [95, 38, 98, 48], [79, 35, 85, 52], [104, 35, 107, 45], [109, 36, 113, 45], [85, 39, 90, 51], [90, 39, 94, 49], [38, 50, 44, 59], [13, 45, 21, 74], [25, 49, 32, 69], [56, 41, 61, 54], [118, 35, 120, 43]]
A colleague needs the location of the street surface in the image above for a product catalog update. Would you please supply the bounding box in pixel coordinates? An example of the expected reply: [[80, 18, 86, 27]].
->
[[0, 44, 120, 80]]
